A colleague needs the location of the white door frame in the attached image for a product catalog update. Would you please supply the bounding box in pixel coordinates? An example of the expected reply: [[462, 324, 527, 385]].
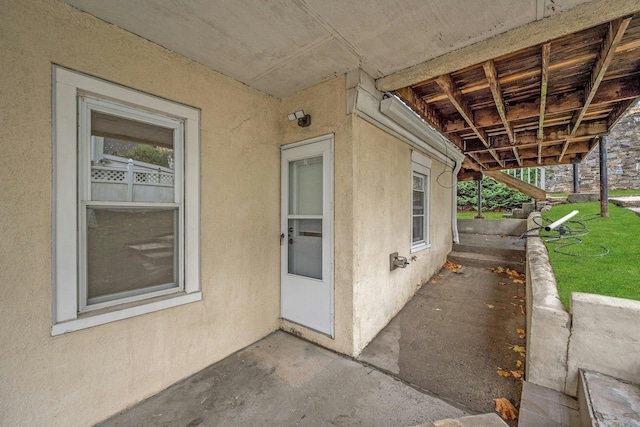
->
[[280, 134, 334, 337]]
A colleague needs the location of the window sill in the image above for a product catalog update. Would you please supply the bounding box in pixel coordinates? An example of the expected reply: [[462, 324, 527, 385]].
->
[[410, 243, 431, 254], [51, 291, 201, 336]]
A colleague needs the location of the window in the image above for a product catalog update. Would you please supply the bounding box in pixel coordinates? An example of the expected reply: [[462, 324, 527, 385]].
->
[[52, 67, 200, 335], [411, 151, 431, 252]]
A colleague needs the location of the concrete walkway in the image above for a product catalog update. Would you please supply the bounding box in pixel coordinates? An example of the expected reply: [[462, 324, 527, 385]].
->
[[358, 264, 526, 418], [98, 332, 467, 426]]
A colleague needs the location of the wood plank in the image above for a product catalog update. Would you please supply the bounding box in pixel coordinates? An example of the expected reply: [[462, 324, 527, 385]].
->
[[444, 77, 640, 132], [570, 17, 632, 136], [435, 74, 489, 146], [513, 147, 523, 167], [538, 43, 551, 140], [483, 59, 514, 143], [484, 170, 547, 200], [558, 140, 570, 162], [607, 97, 639, 128], [394, 87, 446, 133]]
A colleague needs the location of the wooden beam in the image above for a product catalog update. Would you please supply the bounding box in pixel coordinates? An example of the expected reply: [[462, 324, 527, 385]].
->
[[467, 152, 486, 169], [607, 97, 639, 128], [483, 59, 514, 144], [570, 17, 632, 136], [513, 147, 522, 167], [538, 43, 551, 140], [489, 149, 505, 168], [484, 170, 547, 200], [435, 74, 489, 146], [465, 120, 608, 152], [444, 77, 640, 132], [394, 87, 446, 133], [375, 0, 640, 92], [558, 140, 570, 162], [537, 144, 543, 165]]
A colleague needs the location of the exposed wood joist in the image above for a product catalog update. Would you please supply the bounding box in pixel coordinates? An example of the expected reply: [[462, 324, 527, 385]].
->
[[558, 140, 570, 162], [394, 87, 446, 134], [538, 43, 551, 141], [513, 147, 522, 167], [445, 77, 640, 133], [570, 17, 632, 136], [483, 59, 514, 144], [607, 97, 640, 128]]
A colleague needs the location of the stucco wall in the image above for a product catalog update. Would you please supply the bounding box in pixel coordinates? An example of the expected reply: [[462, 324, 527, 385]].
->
[[351, 119, 453, 354], [280, 76, 356, 356], [0, 1, 281, 426]]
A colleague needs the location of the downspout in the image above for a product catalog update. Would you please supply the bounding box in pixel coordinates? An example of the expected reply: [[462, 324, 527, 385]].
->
[[451, 160, 462, 243]]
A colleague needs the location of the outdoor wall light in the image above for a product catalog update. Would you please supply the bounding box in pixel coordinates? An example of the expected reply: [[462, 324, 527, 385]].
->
[[288, 110, 311, 127]]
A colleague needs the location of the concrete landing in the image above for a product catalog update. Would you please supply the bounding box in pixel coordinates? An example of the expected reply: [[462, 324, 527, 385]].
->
[[518, 382, 579, 427], [579, 369, 640, 426], [610, 196, 640, 208], [97, 331, 467, 427]]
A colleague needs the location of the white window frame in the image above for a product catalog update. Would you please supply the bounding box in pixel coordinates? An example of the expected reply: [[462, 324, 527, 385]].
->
[[411, 151, 431, 253], [52, 66, 201, 335]]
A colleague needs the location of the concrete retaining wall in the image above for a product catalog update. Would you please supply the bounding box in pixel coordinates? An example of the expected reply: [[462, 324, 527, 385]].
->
[[457, 218, 526, 236], [526, 213, 640, 396]]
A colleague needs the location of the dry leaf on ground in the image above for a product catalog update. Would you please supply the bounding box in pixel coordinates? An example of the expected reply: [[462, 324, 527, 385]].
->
[[488, 266, 505, 274], [494, 397, 519, 420], [443, 260, 462, 272], [485, 303, 495, 309], [499, 281, 506, 286], [510, 344, 526, 357], [431, 274, 443, 284], [513, 279, 524, 285], [516, 360, 523, 367], [516, 328, 526, 339], [497, 370, 511, 377], [511, 370, 524, 379]]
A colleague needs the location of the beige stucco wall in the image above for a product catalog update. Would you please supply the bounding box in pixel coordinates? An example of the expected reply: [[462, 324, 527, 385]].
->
[[0, 1, 281, 426], [351, 119, 453, 354], [280, 76, 356, 356]]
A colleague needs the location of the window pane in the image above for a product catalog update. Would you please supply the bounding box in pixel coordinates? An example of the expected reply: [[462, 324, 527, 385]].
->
[[86, 207, 177, 304], [288, 219, 322, 279], [413, 190, 425, 215], [412, 215, 424, 243], [90, 111, 175, 203], [413, 174, 424, 191], [289, 156, 323, 215]]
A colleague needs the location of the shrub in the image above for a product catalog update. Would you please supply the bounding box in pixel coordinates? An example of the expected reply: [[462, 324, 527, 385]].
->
[[457, 177, 531, 211]]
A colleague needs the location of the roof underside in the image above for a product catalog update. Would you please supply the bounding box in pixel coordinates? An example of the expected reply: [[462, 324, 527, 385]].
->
[[394, 15, 640, 179]]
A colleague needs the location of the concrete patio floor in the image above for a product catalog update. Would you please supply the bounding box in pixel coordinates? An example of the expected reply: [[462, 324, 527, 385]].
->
[[98, 331, 468, 427]]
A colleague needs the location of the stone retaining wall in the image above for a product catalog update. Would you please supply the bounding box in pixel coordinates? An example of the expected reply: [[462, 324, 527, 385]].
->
[[525, 213, 640, 396], [545, 109, 640, 193]]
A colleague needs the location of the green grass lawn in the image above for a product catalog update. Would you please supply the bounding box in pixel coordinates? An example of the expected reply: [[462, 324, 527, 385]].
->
[[456, 211, 511, 220], [549, 189, 640, 197], [540, 202, 640, 308]]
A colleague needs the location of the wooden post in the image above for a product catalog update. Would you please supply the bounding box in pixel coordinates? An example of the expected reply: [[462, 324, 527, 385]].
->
[[572, 162, 580, 194], [475, 176, 484, 219], [599, 135, 609, 217]]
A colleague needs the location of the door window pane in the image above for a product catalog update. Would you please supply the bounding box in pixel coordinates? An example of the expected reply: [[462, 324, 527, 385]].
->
[[289, 156, 323, 215], [90, 111, 175, 203], [288, 219, 322, 279], [87, 207, 178, 304]]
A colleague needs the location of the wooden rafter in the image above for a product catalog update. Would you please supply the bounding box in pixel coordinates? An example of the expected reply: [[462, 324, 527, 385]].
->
[[538, 43, 551, 140], [435, 73, 503, 166], [570, 17, 632, 136], [558, 140, 570, 162], [483, 59, 514, 144], [513, 147, 522, 167], [607, 97, 639, 128]]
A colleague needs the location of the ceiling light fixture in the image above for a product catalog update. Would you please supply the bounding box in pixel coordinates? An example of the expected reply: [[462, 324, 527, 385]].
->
[[287, 110, 311, 127]]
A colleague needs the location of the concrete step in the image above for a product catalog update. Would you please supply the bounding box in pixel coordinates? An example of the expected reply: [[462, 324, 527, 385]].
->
[[610, 196, 640, 208], [413, 413, 509, 427], [453, 234, 525, 261], [448, 251, 525, 272], [519, 381, 579, 427], [578, 369, 640, 426]]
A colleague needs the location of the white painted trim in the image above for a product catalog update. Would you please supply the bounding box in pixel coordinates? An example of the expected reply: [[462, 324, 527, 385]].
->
[[52, 65, 201, 333], [52, 292, 202, 336], [411, 159, 431, 253]]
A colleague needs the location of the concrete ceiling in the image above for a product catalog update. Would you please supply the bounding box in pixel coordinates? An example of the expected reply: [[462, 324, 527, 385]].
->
[[60, 0, 592, 98]]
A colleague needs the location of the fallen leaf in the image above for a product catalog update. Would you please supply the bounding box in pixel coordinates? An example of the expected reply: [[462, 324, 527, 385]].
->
[[494, 398, 519, 420], [517, 328, 526, 339], [497, 370, 511, 377], [510, 344, 526, 357], [511, 370, 523, 379], [443, 260, 462, 272], [434, 308, 441, 311], [520, 304, 525, 315], [516, 360, 523, 367], [431, 274, 443, 284], [513, 279, 524, 285], [499, 281, 506, 286], [485, 303, 495, 309]]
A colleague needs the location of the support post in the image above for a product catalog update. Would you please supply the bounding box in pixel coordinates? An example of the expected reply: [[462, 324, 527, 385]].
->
[[475, 176, 484, 219], [572, 162, 580, 194], [599, 135, 609, 217]]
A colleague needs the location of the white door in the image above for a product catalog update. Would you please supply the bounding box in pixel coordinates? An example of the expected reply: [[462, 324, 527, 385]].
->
[[281, 135, 333, 336]]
